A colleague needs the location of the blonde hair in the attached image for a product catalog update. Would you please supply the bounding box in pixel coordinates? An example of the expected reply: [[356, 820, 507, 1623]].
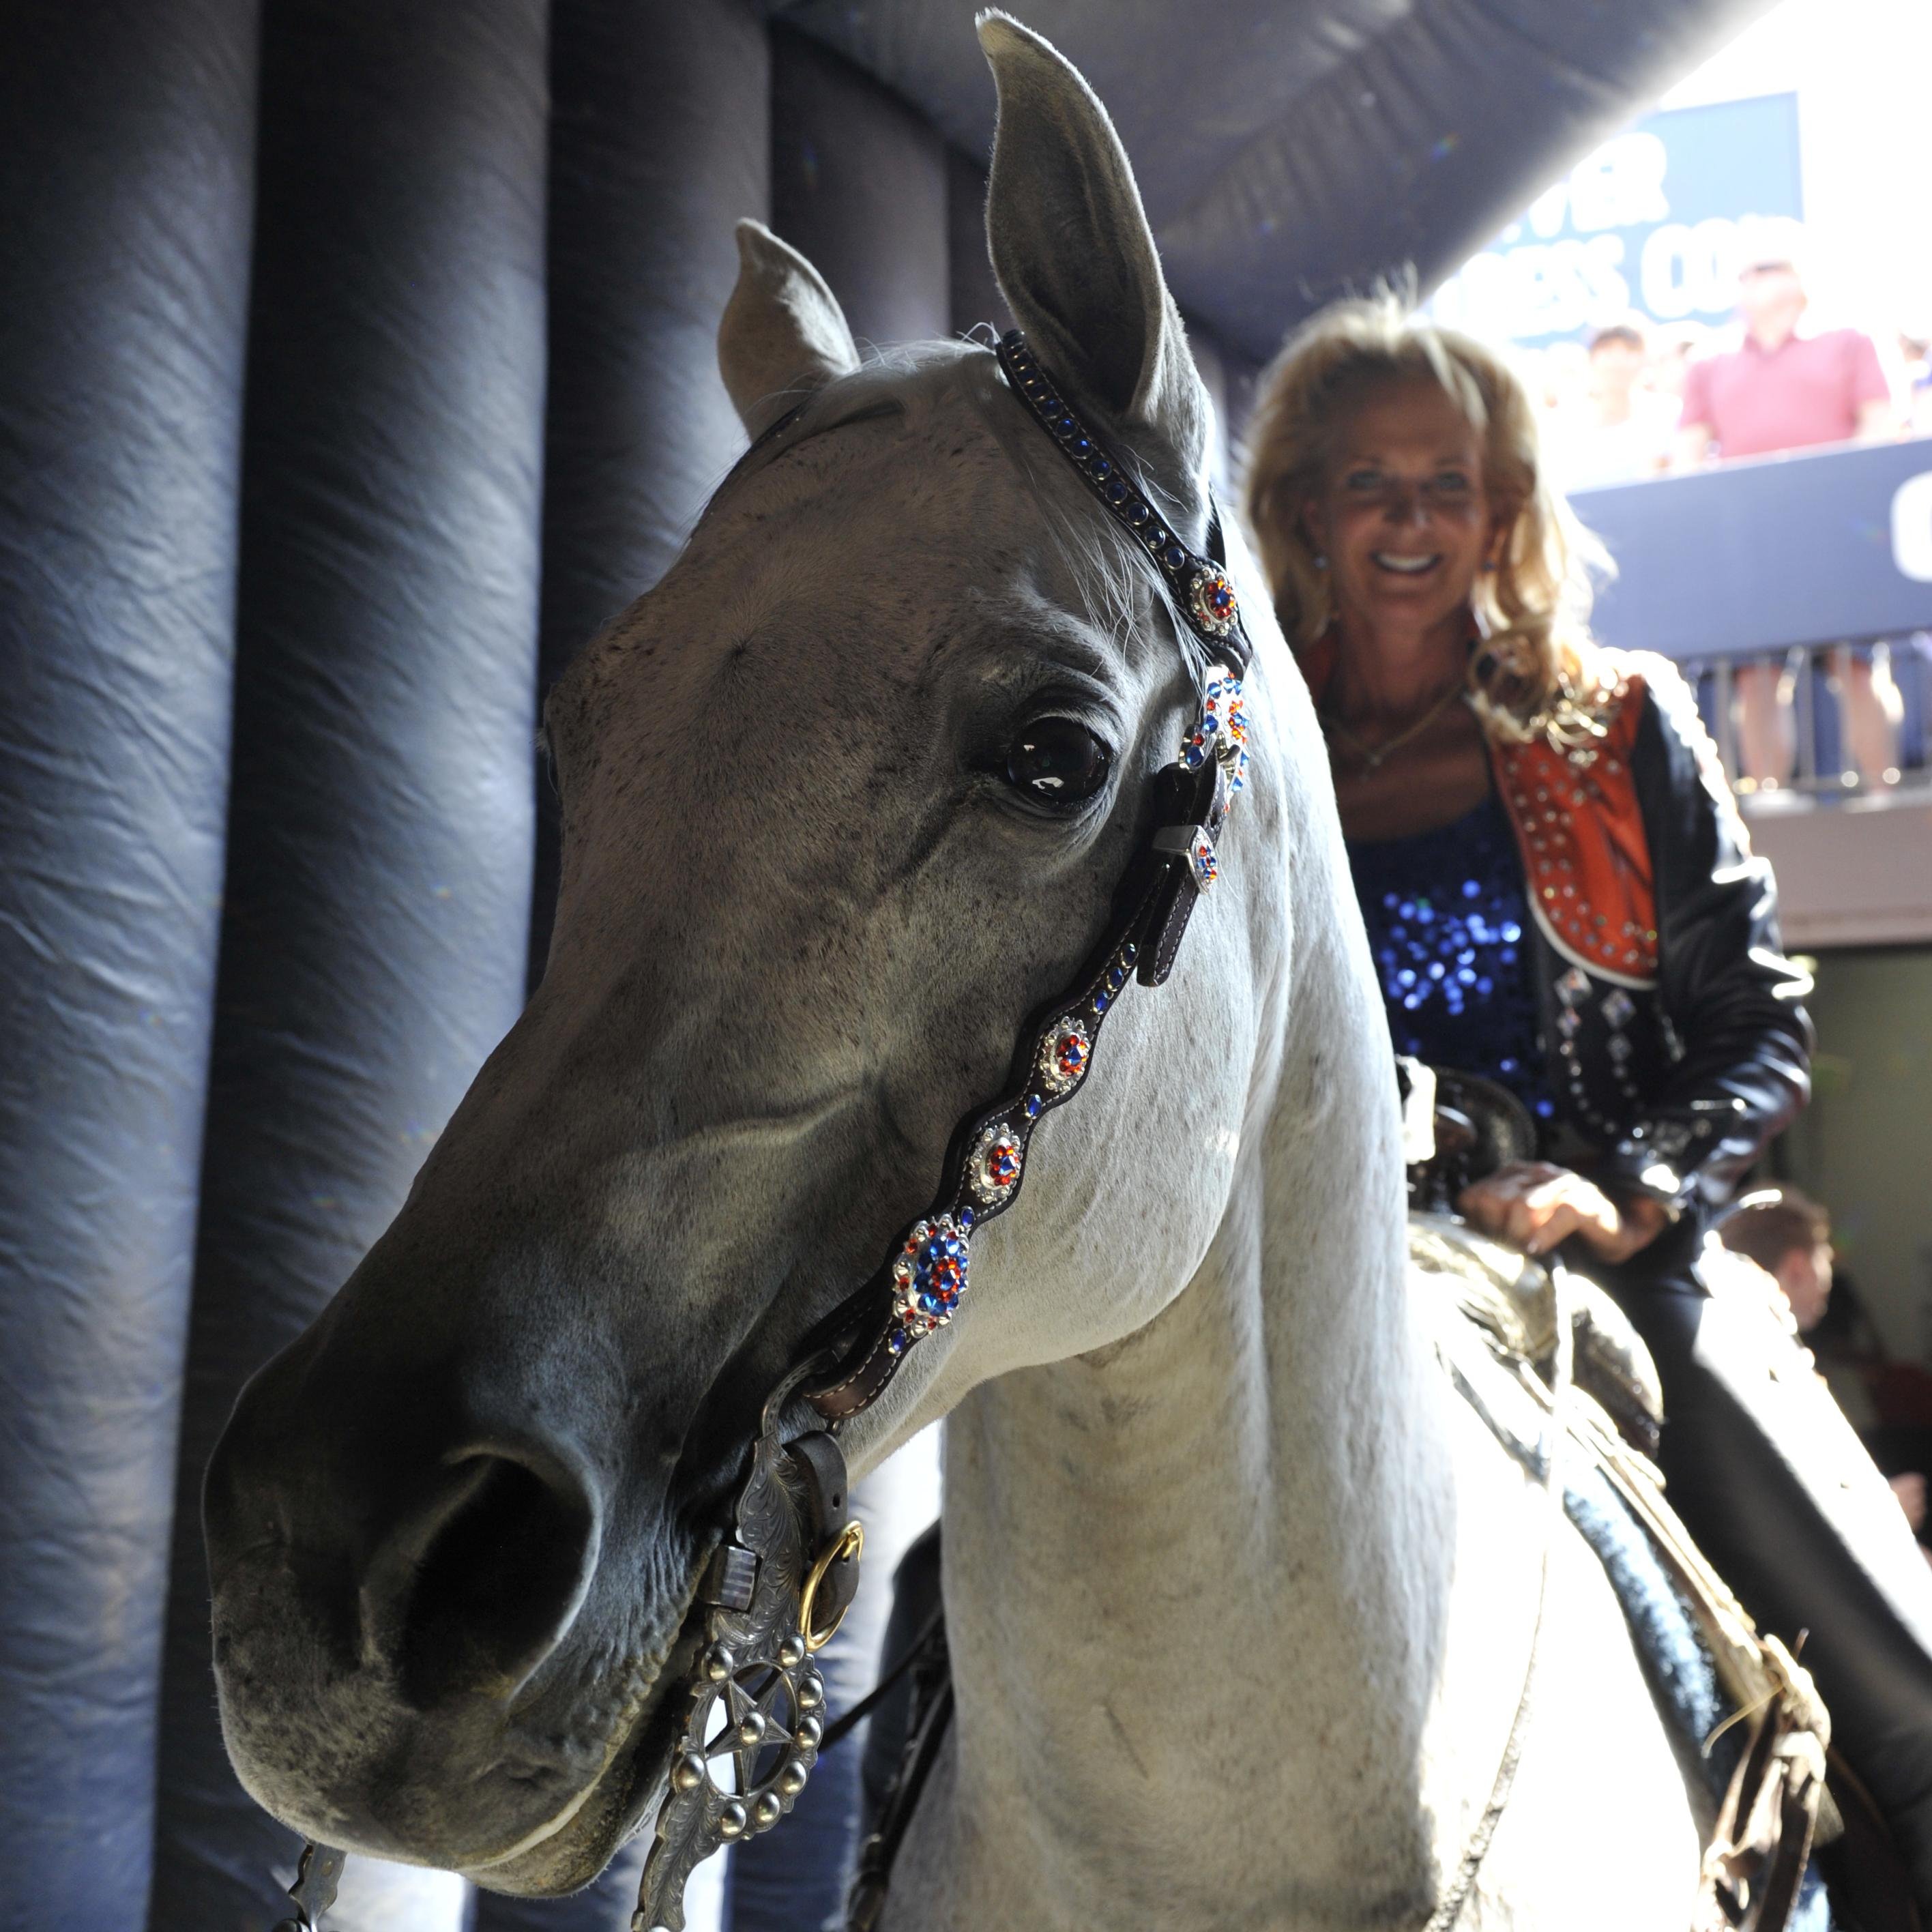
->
[[1241, 296, 1613, 743]]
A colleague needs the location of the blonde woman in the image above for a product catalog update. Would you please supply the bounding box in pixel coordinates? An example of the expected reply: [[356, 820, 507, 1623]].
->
[[1246, 297, 1932, 1905]]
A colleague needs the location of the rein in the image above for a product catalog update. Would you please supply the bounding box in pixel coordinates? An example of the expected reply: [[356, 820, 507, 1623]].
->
[[263, 331, 1257, 1932]]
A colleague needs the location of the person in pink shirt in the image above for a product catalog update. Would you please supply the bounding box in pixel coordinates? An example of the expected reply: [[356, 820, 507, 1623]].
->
[[1676, 254, 1903, 789]]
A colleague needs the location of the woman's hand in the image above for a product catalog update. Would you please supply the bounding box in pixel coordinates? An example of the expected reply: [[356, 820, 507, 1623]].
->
[[1457, 1161, 1669, 1263]]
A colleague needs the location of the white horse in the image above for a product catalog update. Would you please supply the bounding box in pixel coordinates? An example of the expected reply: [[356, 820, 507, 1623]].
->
[[207, 17, 1711, 1927]]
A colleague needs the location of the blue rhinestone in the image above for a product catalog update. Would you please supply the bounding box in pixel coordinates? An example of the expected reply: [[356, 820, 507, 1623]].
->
[[1163, 543, 1188, 570], [1094, 991, 1111, 1014], [1146, 525, 1166, 546], [1107, 967, 1124, 989], [1038, 393, 1059, 412], [1125, 501, 1150, 525], [1104, 478, 1129, 505], [1024, 1094, 1042, 1119], [888, 1328, 911, 1356], [1070, 435, 1092, 458], [1090, 456, 1113, 481], [1055, 415, 1077, 438], [1122, 942, 1138, 963], [1182, 742, 1205, 769], [958, 1204, 976, 1229]]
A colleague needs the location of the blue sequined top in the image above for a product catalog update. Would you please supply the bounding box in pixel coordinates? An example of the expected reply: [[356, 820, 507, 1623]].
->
[[1346, 790, 1557, 1122]]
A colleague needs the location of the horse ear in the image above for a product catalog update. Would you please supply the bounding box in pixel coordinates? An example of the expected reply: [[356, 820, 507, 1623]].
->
[[718, 220, 862, 439], [978, 12, 1210, 506]]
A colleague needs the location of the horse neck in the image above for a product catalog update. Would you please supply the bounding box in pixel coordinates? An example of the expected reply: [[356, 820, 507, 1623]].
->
[[939, 860, 1454, 1920]]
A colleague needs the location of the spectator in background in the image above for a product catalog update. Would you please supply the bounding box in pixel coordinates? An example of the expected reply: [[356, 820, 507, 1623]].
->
[[1675, 252, 1903, 791], [1719, 1184, 1835, 1334], [1676, 257, 1897, 465], [1551, 321, 1675, 492], [1721, 1186, 1932, 1562]]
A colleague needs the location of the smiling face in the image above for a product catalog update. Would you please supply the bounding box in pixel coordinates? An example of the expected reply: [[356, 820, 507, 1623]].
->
[[1302, 375, 1503, 647]]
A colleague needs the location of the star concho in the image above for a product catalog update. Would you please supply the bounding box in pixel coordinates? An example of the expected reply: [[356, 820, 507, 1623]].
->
[[888, 1212, 973, 1353], [969, 1122, 1024, 1207], [1038, 1016, 1092, 1098], [1189, 568, 1239, 638], [666, 1637, 823, 1849]]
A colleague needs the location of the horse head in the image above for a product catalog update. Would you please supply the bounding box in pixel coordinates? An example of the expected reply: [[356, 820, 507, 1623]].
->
[[205, 14, 1313, 1894]]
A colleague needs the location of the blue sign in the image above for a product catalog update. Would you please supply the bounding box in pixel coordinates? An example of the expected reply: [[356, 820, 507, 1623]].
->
[[1575, 440, 1932, 662], [1429, 93, 1805, 347]]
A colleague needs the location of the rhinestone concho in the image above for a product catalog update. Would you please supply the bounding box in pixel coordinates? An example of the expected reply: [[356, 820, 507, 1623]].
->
[[888, 1212, 974, 1353], [1038, 1016, 1092, 1098], [970, 1122, 1025, 1207], [1181, 664, 1249, 792]]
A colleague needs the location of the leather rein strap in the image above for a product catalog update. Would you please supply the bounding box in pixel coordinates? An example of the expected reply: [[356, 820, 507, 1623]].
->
[[800, 330, 1255, 1424]]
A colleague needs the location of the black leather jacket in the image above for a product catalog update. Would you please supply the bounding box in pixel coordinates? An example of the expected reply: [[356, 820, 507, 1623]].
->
[[1522, 655, 1813, 1214]]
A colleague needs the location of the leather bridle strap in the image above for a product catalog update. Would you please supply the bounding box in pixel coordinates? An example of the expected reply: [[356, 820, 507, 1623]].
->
[[801, 330, 1253, 1423]]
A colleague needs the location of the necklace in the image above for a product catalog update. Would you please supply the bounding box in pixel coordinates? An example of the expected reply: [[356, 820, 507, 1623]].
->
[[1323, 681, 1469, 772]]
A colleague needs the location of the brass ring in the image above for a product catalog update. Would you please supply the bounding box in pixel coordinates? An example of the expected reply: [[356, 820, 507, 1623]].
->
[[797, 1519, 864, 1654]]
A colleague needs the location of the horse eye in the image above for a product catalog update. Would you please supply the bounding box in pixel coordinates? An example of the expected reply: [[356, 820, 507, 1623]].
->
[[1001, 717, 1113, 806]]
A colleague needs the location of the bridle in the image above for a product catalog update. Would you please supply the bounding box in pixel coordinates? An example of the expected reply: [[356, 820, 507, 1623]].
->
[[263, 330, 1257, 1932], [796, 332, 1254, 1427]]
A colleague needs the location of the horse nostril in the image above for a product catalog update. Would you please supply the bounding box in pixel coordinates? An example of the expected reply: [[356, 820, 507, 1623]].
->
[[370, 1451, 600, 1711]]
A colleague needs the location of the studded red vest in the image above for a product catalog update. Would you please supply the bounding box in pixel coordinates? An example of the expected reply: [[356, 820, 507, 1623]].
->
[[1487, 667, 1658, 989], [1296, 635, 1660, 989]]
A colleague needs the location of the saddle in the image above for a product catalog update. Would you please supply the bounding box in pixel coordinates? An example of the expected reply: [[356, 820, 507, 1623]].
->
[[1401, 1059, 1852, 1927], [1414, 1212, 1832, 1931]]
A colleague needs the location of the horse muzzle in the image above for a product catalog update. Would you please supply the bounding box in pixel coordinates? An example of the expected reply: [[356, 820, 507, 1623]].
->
[[201, 1311, 712, 1887]]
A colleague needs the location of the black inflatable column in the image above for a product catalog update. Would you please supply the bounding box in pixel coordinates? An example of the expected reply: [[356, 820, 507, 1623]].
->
[[147, 5, 548, 1926], [770, 25, 951, 347], [528, 0, 771, 989], [0, 6, 256, 1924]]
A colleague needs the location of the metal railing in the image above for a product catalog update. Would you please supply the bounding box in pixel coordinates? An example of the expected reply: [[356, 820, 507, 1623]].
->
[[1692, 634, 1932, 813]]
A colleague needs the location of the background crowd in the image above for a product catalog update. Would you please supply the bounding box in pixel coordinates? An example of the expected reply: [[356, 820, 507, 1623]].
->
[[1524, 250, 1930, 796], [1531, 262, 1932, 500]]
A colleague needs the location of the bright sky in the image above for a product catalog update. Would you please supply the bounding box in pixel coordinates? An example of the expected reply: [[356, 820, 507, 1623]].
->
[[1660, 0, 1932, 332]]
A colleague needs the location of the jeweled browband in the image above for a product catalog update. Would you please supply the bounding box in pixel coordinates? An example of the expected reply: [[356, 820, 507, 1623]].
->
[[795, 330, 1256, 1423]]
